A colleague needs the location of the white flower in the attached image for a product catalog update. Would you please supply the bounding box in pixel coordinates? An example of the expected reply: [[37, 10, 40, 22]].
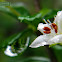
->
[[29, 11, 62, 48], [4, 46, 17, 57]]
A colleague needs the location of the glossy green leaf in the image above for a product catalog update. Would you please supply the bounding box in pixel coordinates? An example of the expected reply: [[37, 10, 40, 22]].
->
[[43, 10, 60, 20], [18, 13, 41, 27], [1, 29, 35, 56], [40, 9, 60, 20], [11, 2, 30, 16], [40, 8, 51, 17], [0, 3, 30, 18], [0, 29, 33, 48]]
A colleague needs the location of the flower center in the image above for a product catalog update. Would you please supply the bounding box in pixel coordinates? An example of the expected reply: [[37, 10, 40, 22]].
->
[[43, 19, 58, 34], [43, 27, 51, 34]]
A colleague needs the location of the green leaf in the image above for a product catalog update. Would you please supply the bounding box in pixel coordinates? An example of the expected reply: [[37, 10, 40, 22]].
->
[[43, 10, 60, 20], [18, 13, 41, 27], [0, 6, 19, 18], [40, 8, 51, 17], [12, 6, 30, 16], [1, 29, 33, 48], [1, 29, 35, 56], [0, 3, 30, 18], [18, 13, 41, 22], [11, 2, 30, 16], [0, 32, 21, 49], [40, 9, 60, 20]]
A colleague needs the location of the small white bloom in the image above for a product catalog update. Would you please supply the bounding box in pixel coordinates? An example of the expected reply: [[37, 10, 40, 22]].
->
[[4, 46, 17, 57], [29, 11, 62, 48]]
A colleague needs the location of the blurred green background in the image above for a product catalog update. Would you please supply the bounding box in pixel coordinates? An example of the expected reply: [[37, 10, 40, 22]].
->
[[0, 0, 62, 62]]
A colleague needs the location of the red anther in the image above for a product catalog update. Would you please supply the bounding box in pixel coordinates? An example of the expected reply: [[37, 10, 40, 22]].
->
[[43, 31, 51, 34], [43, 27, 51, 34], [51, 23, 58, 33], [51, 23, 57, 27], [54, 26, 57, 33], [43, 27, 51, 31]]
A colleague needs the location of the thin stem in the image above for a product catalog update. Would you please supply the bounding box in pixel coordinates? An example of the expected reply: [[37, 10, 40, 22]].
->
[[34, 0, 40, 12]]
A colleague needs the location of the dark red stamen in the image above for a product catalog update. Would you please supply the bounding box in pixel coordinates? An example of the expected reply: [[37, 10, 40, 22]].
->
[[43, 27, 51, 34], [43, 31, 51, 34], [51, 23, 58, 33]]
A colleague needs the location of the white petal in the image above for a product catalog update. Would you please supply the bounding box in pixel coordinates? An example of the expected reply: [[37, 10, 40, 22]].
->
[[4, 46, 17, 57], [48, 34, 62, 44], [37, 23, 44, 33], [54, 11, 62, 34], [29, 35, 52, 48]]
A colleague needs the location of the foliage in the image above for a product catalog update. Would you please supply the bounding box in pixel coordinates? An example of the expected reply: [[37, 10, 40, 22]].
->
[[0, 2, 62, 62]]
